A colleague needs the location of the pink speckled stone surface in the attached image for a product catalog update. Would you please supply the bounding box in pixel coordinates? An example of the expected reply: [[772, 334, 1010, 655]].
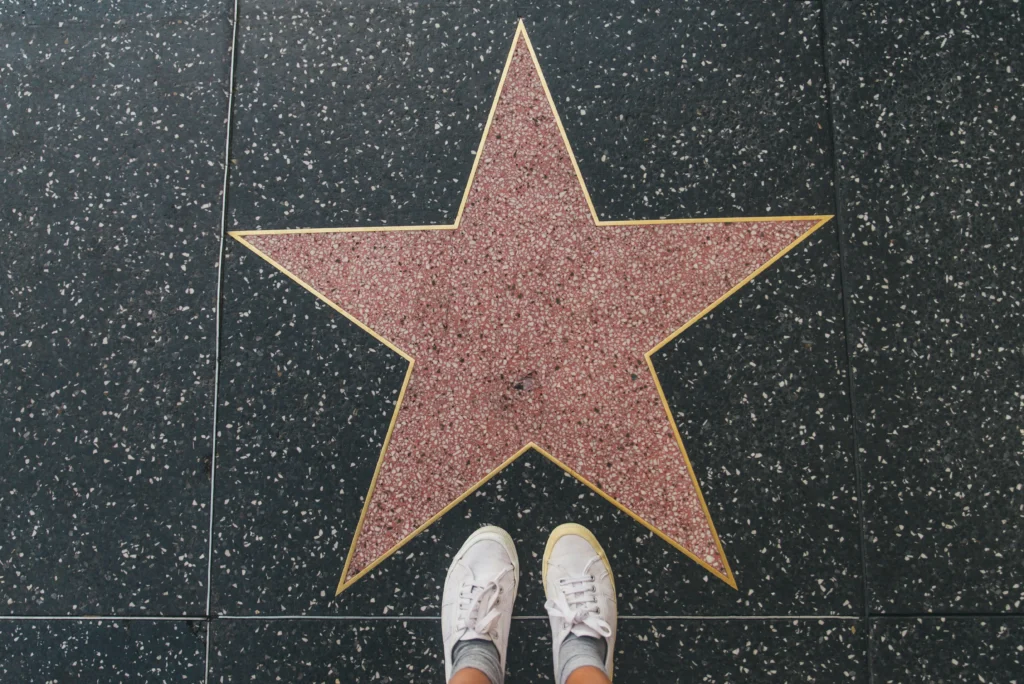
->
[[248, 38, 817, 580]]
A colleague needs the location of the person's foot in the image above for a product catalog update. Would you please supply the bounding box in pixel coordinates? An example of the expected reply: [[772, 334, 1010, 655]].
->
[[442, 525, 520, 684], [543, 523, 617, 684]]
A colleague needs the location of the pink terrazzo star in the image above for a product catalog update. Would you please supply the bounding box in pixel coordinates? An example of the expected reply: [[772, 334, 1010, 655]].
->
[[234, 25, 828, 592]]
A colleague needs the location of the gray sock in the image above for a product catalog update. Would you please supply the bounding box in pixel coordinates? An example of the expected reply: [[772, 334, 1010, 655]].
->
[[558, 633, 608, 684], [451, 639, 502, 684]]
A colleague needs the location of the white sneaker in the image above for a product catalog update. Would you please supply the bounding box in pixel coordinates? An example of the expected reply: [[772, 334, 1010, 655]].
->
[[442, 525, 520, 683], [543, 523, 617, 682]]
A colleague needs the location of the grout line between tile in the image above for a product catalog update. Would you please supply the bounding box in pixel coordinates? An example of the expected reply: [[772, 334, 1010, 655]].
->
[[816, 3, 874, 682], [869, 613, 1024, 621], [817, 0, 868, 615], [204, 618, 213, 684], [208, 614, 862, 622], [219, 615, 442, 621], [206, 0, 241, 620], [617, 615, 860, 621], [2, 612, 1018, 622], [205, 0, 241, 680], [0, 616, 205, 621]]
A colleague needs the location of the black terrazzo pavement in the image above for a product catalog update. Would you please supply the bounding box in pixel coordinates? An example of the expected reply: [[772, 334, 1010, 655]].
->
[[212, 238, 405, 615], [872, 618, 1024, 684], [0, 619, 206, 682], [2, 0, 1022, 680], [209, 617, 866, 682], [520, 2, 835, 220], [228, 1, 518, 231], [826, 0, 1024, 614], [0, 2, 230, 615]]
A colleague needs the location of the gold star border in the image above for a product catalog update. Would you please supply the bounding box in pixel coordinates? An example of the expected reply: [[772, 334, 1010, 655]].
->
[[230, 21, 833, 595]]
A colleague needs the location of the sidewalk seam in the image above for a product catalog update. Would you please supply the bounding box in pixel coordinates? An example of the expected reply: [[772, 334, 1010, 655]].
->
[[816, 1, 874, 682], [205, 0, 242, 680]]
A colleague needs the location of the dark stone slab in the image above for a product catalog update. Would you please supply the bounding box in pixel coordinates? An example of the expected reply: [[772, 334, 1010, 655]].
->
[[825, 0, 1024, 613], [209, 617, 443, 683], [229, 1, 833, 234], [210, 617, 865, 682], [228, 0, 518, 232], [872, 618, 1024, 683], [0, 13, 229, 613], [0, 619, 206, 682], [212, 221, 857, 617], [217, 2, 849, 617], [0, 0, 227, 25], [604, 618, 865, 684], [655, 219, 860, 614], [211, 239, 407, 614], [520, 1, 834, 219]]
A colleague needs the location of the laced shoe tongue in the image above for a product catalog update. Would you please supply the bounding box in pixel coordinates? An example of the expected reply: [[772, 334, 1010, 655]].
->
[[569, 619, 604, 640], [566, 598, 605, 640], [460, 608, 502, 642], [457, 571, 508, 643], [550, 574, 612, 641], [460, 627, 491, 642]]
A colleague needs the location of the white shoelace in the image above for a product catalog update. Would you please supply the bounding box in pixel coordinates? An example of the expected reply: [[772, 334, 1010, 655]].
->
[[457, 566, 513, 639], [544, 575, 613, 639]]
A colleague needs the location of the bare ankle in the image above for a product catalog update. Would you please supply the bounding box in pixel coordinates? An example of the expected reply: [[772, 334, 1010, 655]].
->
[[566, 664, 612, 684]]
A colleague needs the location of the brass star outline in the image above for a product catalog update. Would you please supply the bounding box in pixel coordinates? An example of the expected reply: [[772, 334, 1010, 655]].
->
[[230, 22, 833, 595]]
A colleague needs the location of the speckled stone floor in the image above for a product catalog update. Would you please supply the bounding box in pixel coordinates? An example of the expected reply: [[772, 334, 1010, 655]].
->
[[1, 1, 1021, 683]]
